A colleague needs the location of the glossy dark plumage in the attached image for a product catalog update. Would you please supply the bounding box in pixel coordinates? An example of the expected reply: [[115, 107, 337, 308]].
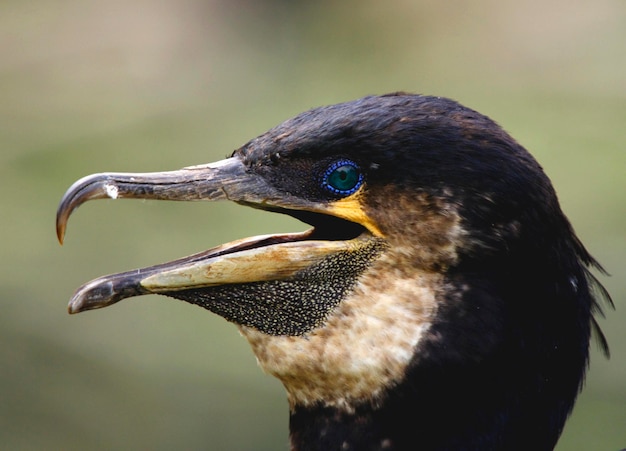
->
[[57, 93, 611, 450]]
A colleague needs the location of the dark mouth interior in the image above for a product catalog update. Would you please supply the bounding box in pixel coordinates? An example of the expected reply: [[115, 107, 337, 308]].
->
[[287, 209, 366, 241], [208, 208, 367, 259]]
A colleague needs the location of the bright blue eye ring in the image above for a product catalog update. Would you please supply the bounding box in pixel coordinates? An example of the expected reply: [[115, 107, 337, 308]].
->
[[321, 160, 363, 196]]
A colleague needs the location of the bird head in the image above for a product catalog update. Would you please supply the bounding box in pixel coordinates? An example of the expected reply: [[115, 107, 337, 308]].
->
[[57, 94, 609, 447]]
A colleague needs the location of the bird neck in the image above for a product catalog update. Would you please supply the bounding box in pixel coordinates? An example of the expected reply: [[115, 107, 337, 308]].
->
[[289, 404, 395, 451], [288, 400, 506, 451], [289, 403, 555, 451], [288, 358, 570, 451]]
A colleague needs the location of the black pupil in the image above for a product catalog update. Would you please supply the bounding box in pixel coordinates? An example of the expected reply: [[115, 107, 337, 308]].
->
[[329, 164, 359, 192]]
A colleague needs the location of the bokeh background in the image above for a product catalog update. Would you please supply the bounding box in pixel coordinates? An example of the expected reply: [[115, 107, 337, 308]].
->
[[2, 0, 624, 449]]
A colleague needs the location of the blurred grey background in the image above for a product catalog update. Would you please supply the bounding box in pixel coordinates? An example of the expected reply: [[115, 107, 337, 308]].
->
[[1, 0, 624, 449]]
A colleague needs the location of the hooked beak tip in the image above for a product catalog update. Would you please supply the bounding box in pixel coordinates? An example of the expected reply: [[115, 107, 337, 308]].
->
[[57, 223, 66, 245]]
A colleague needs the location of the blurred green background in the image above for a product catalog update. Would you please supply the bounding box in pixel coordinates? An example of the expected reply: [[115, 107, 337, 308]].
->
[[2, 0, 624, 449]]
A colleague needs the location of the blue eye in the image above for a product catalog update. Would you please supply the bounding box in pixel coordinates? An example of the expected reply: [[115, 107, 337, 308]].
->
[[321, 160, 363, 196]]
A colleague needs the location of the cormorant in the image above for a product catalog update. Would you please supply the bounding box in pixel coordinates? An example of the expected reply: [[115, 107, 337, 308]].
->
[[56, 93, 611, 450]]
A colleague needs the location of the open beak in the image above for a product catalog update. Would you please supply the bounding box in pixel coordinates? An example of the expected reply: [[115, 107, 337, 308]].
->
[[57, 156, 381, 314]]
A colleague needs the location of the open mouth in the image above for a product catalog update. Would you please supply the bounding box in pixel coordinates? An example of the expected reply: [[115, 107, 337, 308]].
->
[[57, 157, 378, 315]]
